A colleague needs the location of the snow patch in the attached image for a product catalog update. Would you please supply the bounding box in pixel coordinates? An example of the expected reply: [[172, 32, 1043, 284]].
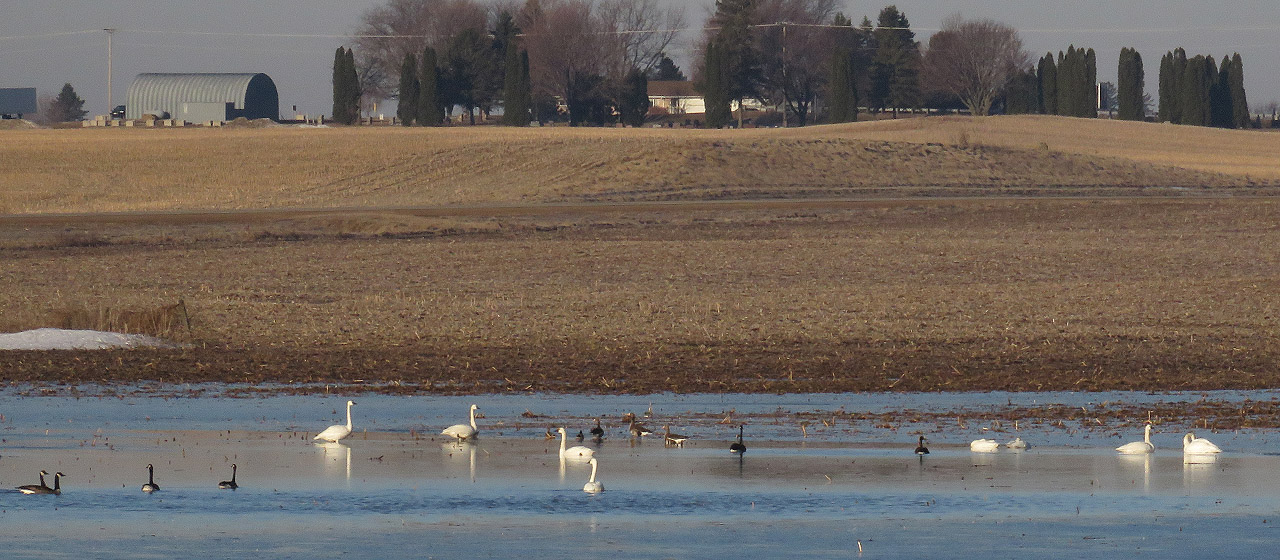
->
[[0, 328, 171, 350]]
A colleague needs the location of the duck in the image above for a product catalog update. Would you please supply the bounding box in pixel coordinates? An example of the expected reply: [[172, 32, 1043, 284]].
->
[[663, 425, 689, 447], [582, 457, 604, 493], [313, 400, 356, 443], [442, 404, 479, 441], [914, 436, 930, 455], [970, 438, 1000, 452], [218, 464, 238, 489], [575, 430, 585, 442], [1006, 437, 1029, 449], [558, 427, 595, 460], [544, 427, 557, 440], [142, 464, 160, 492], [1183, 432, 1222, 454], [589, 418, 605, 440], [729, 425, 746, 454], [1116, 424, 1155, 454], [16, 470, 51, 494]]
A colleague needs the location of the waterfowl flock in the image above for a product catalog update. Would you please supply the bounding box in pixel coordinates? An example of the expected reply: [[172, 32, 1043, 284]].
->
[[4, 402, 1233, 498]]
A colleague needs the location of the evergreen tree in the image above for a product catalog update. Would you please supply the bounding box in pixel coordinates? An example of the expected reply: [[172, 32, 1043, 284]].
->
[[1118, 48, 1144, 120], [649, 56, 687, 81], [709, 0, 759, 127], [827, 47, 858, 123], [1004, 69, 1040, 115], [332, 47, 347, 123], [1210, 56, 1234, 128], [1157, 51, 1174, 122], [1171, 48, 1187, 123], [1038, 53, 1057, 115], [418, 46, 443, 126], [701, 39, 732, 128], [1180, 55, 1209, 127], [398, 53, 419, 126], [50, 83, 87, 122], [870, 5, 920, 116], [1229, 53, 1249, 128], [1083, 48, 1097, 117], [1056, 47, 1074, 116], [501, 45, 531, 126], [618, 68, 651, 127]]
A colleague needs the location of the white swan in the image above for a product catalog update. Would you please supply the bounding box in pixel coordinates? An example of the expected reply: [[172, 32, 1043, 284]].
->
[[142, 463, 160, 492], [1116, 424, 1155, 454], [442, 404, 479, 441], [558, 427, 595, 460], [314, 400, 356, 442], [970, 438, 1000, 452], [1006, 437, 1028, 449], [1183, 432, 1222, 454], [583, 457, 604, 493]]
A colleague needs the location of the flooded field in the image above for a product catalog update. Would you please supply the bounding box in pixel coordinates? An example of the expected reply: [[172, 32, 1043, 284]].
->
[[2, 392, 1279, 558]]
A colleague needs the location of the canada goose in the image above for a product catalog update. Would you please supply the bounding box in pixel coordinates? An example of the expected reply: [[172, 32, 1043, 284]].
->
[[142, 464, 160, 492], [558, 427, 595, 461], [970, 439, 1000, 452], [914, 436, 930, 455], [1116, 424, 1155, 454], [16, 470, 50, 494], [729, 425, 746, 454], [663, 425, 689, 447], [1183, 432, 1222, 454], [590, 418, 605, 440], [583, 457, 604, 493], [218, 464, 238, 489], [442, 404, 480, 441], [575, 430, 585, 442], [314, 400, 356, 442]]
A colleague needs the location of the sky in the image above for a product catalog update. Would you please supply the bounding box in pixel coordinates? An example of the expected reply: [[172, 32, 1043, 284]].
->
[[3, 0, 1279, 118]]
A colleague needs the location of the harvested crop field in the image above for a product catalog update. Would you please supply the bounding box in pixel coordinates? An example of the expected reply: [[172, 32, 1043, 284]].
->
[[1, 196, 1278, 393]]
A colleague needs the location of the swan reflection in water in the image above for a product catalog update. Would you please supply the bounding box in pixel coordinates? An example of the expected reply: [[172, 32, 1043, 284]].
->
[[316, 441, 352, 483], [441, 441, 478, 482], [1119, 453, 1152, 493], [1183, 453, 1220, 489]]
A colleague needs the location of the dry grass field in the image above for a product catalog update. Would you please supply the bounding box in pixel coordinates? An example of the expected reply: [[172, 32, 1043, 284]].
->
[[1, 116, 1278, 393]]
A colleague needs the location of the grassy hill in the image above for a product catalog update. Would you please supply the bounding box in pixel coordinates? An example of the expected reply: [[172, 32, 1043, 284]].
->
[[1, 115, 1276, 215]]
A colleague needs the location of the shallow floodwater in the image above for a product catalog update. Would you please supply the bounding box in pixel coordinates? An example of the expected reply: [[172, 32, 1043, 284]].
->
[[2, 392, 1279, 558]]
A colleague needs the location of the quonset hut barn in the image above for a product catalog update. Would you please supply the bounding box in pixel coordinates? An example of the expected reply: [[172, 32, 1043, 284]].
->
[[126, 73, 279, 123]]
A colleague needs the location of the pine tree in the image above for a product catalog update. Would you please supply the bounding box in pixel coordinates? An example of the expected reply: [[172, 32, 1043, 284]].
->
[[1157, 51, 1174, 122], [1083, 48, 1097, 117], [51, 83, 87, 122], [1004, 69, 1040, 115], [501, 44, 530, 126], [418, 46, 442, 126], [710, 0, 759, 127], [1038, 53, 1057, 115], [1117, 48, 1144, 121], [1230, 53, 1249, 128], [827, 47, 858, 123], [870, 5, 920, 117], [398, 53, 419, 126], [1171, 48, 1187, 123], [1210, 56, 1233, 128], [618, 69, 651, 127], [332, 47, 346, 123], [1056, 47, 1073, 116], [701, 39, 732, 128], [1180, 55, 1209, 127]]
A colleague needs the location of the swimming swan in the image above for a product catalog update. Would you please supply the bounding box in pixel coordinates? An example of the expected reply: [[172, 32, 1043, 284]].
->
[[970, 439, 1000, 452], [729, 425, 746, 454], [314, 400, 356, 442], [218, 464, 238, 489], [915, 436, 930, 455], [1006, 437, 1029, 449], [583, 457, 604, 493], [558, 427, 595, 460], [442, 404, 479, 441], [142, 464, 160, 492], [1183, 432, 1222, 454], [1116, 424, 1155, 454]]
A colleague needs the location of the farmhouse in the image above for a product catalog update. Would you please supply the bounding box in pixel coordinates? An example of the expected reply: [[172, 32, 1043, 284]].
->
[[126, 73, 279, 123], [647, 80, 705, 116]]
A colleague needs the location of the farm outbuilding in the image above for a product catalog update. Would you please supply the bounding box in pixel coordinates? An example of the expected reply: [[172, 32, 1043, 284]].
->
[[126, 73, 279, 122]]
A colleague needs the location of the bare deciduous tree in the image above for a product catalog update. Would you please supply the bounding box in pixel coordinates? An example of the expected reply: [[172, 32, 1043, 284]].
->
[[352, 0, 488, 102], [753, 0, 840, 126], [598, 0, 686, 73], [921, 15, 1029, 117], [518, 0, 623, 106]]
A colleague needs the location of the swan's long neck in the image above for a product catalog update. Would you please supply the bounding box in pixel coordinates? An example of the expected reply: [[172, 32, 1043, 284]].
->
[[345, 402, 354, 430], [469, 407, 477, 429], [1144, 425, 1152, 444], [559, 430, 567, 452], [1184, 433, 1193, 446], [588, 460, 598, 483]]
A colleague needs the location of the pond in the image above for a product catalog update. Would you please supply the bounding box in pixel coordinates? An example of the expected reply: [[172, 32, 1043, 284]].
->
[[1, 391, 1277, 558]]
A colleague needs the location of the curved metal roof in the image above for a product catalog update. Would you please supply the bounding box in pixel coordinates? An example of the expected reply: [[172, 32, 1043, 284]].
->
[[126, 73, 278, 121]]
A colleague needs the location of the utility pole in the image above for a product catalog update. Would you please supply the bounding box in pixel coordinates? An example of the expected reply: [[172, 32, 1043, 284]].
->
[[781, 22, 788, 128], [104, 28, 117, 115]]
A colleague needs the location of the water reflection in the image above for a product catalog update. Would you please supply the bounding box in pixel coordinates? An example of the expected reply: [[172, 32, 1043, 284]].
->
[[1183, 454, 1219, 490], [441, 441, 478, 482], [1118, 454, 1151, 493], [316, 441, 351, 484]]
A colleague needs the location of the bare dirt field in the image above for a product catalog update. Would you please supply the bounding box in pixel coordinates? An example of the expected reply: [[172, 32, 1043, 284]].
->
[[1, 117, 1278, 393]]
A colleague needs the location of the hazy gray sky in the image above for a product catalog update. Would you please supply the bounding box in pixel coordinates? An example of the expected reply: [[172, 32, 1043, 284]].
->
[[4, 1, 1278, 117]]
